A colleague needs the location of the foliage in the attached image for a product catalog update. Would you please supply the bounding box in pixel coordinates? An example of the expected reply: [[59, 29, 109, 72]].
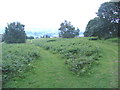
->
[[89, 37, 98, 40], [84, 2, 119, 39], [84, 17, 115, 39], [33, 38, 101, 75], [26, 36, 34, 39], [2, 43, 40, 84], [3, 38, 118, 88], [84, 17, 102, 38], [105, 37, 118, 43], [3, 22, 26, 43], [58, 20, 80, 38], [97, 1, 119, 37], [2, 36, 4, 42], [43, 35, 50, 38], [97, 2, 120, 23], [0, 34, 3, 42]]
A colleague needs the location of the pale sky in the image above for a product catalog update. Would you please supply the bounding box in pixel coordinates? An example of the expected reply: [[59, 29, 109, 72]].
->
[[0, 0, 111, 32]]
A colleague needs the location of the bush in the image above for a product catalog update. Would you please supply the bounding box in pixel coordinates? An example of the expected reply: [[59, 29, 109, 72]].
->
[[2, 44, 40, 84], [89, 38, 98, 40], [33, 38, 102, 75], [26, 36, 34, 39]]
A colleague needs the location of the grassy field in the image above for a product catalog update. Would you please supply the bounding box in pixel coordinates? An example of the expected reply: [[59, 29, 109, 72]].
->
[[2, 43, 41, 84], [2, 37, 118, 88]]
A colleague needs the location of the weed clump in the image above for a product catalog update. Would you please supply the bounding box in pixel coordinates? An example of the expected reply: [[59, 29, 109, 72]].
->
[[33, 38, 102, 75], [2, 44, 40, 84]]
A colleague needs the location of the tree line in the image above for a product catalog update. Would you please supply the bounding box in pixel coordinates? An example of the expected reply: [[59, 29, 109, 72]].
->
[[2, 1, 120, 43], [84, 1, 120, 39]]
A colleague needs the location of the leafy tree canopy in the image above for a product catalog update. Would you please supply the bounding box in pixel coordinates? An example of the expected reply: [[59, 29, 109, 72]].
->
[[58, 20, 80, 38], [97, 2, 120, 23], [84, 1, 119, 39], [4, 22, 26, 43], [84, 17, 115, 39]]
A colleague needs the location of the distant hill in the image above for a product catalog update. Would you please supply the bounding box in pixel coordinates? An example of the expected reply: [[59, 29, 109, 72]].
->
[[0, 28, 84, 38], [26, 31, 58, 38], [26, 31, 84, 38]]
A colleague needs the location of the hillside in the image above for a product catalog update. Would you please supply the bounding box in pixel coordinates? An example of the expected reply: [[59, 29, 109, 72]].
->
[[2, 38, 118, 88]]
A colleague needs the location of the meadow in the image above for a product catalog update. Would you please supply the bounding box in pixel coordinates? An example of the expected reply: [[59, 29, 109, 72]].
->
[[2, 37, 118, 88], [32, 38, 102, 75], [2, 43, 40, 84]]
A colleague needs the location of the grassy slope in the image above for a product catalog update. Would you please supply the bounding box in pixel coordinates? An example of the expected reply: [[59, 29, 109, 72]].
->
[[4, 38, 118, 88], [89, 40, 118, 88]]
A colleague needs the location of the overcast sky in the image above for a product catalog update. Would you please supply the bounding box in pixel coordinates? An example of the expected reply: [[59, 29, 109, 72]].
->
[[0, 0, 111, 32]]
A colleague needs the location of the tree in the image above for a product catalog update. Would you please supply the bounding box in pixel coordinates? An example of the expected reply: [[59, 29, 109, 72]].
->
[[84, 17, 102, 38], [84, 1, 120, 39], [4, 22, 26, 43], [84, 17, 114, 39], [58, 20, 80, 38], [97, 2, 120, 23], [97, 1, 120, 37], [42, 34, 50, 38]]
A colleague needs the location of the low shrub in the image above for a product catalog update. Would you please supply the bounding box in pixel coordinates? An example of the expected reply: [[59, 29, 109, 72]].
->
[[33, 38, 102, 75], [2, 44, 40, 84]]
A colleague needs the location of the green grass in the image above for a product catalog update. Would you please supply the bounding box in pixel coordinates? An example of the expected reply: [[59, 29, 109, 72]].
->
[[32, 38, 102, 75], [2, 43, 40, 84], [3, 38, 118, 88]]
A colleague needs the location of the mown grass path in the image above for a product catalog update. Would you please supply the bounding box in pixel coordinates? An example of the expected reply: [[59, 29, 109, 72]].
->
[[4, 41, 118, 88], [90, 40, 118, 88]]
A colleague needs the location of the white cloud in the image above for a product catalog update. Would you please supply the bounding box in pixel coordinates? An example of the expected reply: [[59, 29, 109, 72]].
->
[[0, 0, 110, 32]]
